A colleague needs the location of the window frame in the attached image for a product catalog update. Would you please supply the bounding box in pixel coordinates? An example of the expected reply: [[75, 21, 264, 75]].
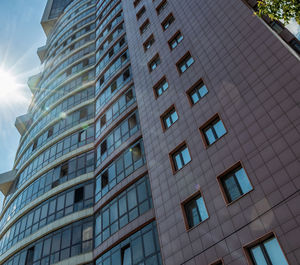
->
[[160, 104, 178, 131], [143, 34, 155, 51], [186, 79, 209, 106], [136, 5, 146, 20], [180, 190, 209, 231], [243, 232, 290, 265], [140, 19, 150, 35], [161, 13, 175, 31], [216, 161, 253, 205], [156, 0, 168, 15], [169, 141, 192, 174], [209, 259, 224, 265], [148, 53, 161, 72], [176, 51, 195, 74], [199, 113, 227, 148], [168, 30, 183, 50], [153, 76, 168, 99]]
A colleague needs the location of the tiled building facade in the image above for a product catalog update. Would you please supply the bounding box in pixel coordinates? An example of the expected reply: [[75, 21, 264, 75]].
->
[[0, 0, 299, 265]]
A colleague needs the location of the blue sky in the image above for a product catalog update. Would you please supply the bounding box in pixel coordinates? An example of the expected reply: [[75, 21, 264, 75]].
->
[[0, 0, 47, 211]]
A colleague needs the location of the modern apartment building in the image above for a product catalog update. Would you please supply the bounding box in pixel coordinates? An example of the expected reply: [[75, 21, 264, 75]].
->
[[0, 0, 299, 264]]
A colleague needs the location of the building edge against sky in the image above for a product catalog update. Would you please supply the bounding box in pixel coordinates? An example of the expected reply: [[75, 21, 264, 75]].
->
[[0, 0, 299, 264]]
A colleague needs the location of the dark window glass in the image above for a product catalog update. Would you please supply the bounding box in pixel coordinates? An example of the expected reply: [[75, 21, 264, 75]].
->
[[169, 31, 183, 50], [184, 193, 209, 229], [249, 236, 288, 265], [74, 187, 84, 203], [25, 247, 34, 265], [121, 245, 131, 265], [140, 19, 150, 34], [136, 6, 146, 20], [221, 165, 252, 203], [143, 35, 155, 51], [156, 0, 168, 15]]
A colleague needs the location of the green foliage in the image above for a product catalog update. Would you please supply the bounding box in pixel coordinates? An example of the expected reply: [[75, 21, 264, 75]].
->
[[257, 0, 300, 25]]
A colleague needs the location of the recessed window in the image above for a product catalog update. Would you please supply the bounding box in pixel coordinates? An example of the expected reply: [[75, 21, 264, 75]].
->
[[78, 130, 87, 142], [32, 140, 38, 151], [148, 54, 161, 72], [47, 126, 54, 138], [170, 142, 191, 172], [246, 235, 289, 265], [176, 52, 194, 73], [209, 260, 224, 265], [136, 6, 146, 20], [25, 246, 35, 265], [143, 34, 155, 51], [133, 0, 141, 8], [200, 114, 226, 146], [101, 170, 109, 189], [161, 13, 175, 31], [218, 162, 253, 204], [161, 105, 178, 130], [156, 0, 168, 15], [60, 163, 68, 178], [140, 19, 150, 35], [168, 31, 183, 50], [182, 192, 209, 229], [153, 77, 168, 98], [187, 79, 208, 105], [74, 187, 84, 203], [121, 244, 132, 265], [100, 140, 107, 155]]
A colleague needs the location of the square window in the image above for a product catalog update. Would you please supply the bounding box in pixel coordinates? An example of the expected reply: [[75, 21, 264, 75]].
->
[[143, 34, 155, 51], [168, 31, 183, 50], [140, 19, 150, 35], [182, 191, 209, 229], [245, 234, 289, 265], [218, 162, 253, 204], [170, 142, 191, 173], [153, 76, 168, 98], [148, 54, 161, 72], [161, 105, 178, 130], [176, 52, 194, 74], [200, 114, 227, 146], [161, 13, 175, 31], [187, 79, 208, 105]]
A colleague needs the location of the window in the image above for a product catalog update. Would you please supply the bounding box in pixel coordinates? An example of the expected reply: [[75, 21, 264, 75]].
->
[[187, 79, 208, 105], [168, 31, 183, 50], [136, 6, 146, 20], [140, 19, 150, 34], [209, 260, 224, 265], [218, 162, 253, 204], [153, 77, 168, 98], [48, 127, 54, 138], [74, 187, 84, 203], [80, 108, 88, 119], [121, 245, 131, 265], [148, 54, 161, 72], [170, 143, 191, 172], [101, 170, 109, 189], [200, 114, 227, 146], [176, 52, 194, 73], [32, 140, 38, 151], [156, 0, 168, 15], [246, 235, 289, 265], [143, 34, 155, 51], [161, 13, 175, 30], [182, 192, 209, 229], [60, 163, 68, 178], [161, 105, 178, 130], [78, 130, 87, 142], [133, 0, 141, 8], [25, 247, 35, 265]]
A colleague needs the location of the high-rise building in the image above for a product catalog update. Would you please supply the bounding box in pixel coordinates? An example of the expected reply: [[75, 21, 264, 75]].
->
[[0, 0, 299, 264]]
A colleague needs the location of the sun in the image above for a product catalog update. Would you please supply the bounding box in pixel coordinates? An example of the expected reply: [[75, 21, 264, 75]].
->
[[0, 68, 28, 107]]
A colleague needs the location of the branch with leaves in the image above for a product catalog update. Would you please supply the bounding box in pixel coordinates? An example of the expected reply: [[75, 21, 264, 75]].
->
[[257, 0, 300, 25]]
